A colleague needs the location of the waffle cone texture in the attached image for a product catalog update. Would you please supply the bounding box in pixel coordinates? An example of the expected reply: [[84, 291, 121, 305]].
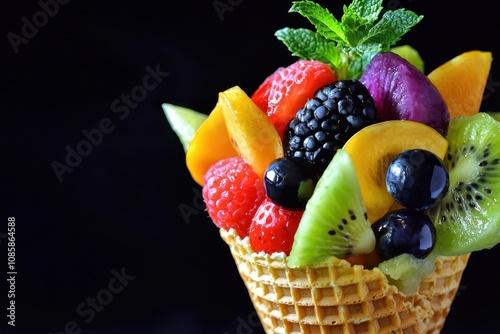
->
[[220, 229, 470, 334]]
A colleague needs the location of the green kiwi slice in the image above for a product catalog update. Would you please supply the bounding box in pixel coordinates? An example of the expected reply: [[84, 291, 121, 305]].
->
[[287, 149, 375, 268], [428, 112, 500, 255]]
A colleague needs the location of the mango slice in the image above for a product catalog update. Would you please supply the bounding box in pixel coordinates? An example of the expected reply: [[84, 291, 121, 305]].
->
[[186, 86, 283, 186], [186, 98, 238, 186], [219, 86, 284, 180], [343, 120, 448, 223], [428, 50, 492, 118]]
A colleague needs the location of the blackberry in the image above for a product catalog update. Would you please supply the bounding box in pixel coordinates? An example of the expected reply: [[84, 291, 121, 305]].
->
[[284, 80, 379, 173]]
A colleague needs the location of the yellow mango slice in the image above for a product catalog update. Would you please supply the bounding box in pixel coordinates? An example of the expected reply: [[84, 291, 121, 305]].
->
[[219, 86, 284, 180], [343, 120, 448, 223]]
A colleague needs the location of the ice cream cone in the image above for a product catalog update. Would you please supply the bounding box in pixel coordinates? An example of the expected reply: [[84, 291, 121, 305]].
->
[[220, 228, 469, 334]]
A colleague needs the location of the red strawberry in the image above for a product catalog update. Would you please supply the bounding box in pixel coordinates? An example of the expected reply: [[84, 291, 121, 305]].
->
[[203, 157, 266, 238], [251, 60, 336, 138], [249, 197, 304, 255], [251, 66, 286, 113]]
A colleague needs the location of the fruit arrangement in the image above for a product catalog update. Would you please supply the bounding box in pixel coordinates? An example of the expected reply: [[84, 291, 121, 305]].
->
[[165, 0, 498, 332]]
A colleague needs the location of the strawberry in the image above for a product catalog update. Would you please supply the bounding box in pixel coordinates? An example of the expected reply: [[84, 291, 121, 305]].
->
[[251, 60, 336, 138], [203, 157, 266, 238], [251, 66, 286, 113], [249, 197, 304, 255]]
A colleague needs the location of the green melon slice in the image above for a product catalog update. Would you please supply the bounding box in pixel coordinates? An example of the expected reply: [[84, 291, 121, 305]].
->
[[163, 103, 207, 152]]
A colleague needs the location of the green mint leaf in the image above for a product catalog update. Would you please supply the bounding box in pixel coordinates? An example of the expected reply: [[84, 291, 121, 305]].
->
[[275, 28, 343, 68], [279, 0, 423, 79], [290, 1, 347, 44], [361, 9, 423, 46], [338, 0, 383, 46], [345, 0, 383, 26]]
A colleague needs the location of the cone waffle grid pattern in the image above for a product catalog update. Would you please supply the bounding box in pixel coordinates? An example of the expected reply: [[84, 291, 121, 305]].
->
[[220, 229, 469, 334]]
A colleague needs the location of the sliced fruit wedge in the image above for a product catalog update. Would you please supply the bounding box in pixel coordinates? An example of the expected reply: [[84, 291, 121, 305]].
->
[[185, 97, 238, 186], [343, 120, 448, 223], [219, 86, 284, 181], [428, 112, 500, 255], [184, 86, 283, 186], [428, 50, 492, 118], [287, 149, 375, 268], [378, 252, 437, 296], [163, 103, 207, 152]]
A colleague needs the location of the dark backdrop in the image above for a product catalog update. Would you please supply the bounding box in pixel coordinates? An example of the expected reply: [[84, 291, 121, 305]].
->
[[2, 1, 500, 333]]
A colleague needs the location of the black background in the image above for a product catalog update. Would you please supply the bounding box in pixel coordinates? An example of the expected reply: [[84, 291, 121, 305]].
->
[[2, 1, 500, 333]]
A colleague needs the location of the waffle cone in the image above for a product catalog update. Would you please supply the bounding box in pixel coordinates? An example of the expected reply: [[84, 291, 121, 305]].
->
[[220, 229, 469, 334]]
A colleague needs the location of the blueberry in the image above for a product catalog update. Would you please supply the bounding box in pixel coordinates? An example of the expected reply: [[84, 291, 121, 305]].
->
[[386, 149, 449, 211], [372, 209, 436, 260], [264, 157, 318, 210]]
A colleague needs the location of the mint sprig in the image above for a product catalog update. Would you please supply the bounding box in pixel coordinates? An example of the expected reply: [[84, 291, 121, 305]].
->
[[275, 0, 423, 79]]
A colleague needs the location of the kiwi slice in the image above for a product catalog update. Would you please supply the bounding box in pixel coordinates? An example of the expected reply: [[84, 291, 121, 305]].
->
[[287, 149, 375, 268], [378, 252, 437, 296], [428, 112, 500, 255]]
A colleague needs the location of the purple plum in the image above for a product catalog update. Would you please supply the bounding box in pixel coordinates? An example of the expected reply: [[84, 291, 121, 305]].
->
[[360, 52, 450, 136]]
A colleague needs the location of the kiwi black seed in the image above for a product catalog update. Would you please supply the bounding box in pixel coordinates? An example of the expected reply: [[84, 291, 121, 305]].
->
[[428, 113, 500, 255], [287, 149, 375, 268]]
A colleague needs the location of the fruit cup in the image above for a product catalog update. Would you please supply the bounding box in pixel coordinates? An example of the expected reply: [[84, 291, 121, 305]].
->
[[221, 228, 469, 334], [165, 0, 499, 333]]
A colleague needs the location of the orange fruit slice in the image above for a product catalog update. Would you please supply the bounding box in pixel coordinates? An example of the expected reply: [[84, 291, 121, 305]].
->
[[186, 86, 283, 186], [428, 50, 492, 118], [186, 99, 238, 186], [343, 120, 448, 223]]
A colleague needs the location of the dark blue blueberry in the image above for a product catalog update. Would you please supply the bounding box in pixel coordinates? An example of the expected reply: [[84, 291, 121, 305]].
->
[[386, 149, 449, 211], [372, 209, 436, 260], [264, 157, 318, 210]]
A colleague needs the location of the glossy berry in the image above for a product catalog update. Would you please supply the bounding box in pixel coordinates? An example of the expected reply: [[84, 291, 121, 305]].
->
[[264, 157, 318, 210], [249, 197, 304, 255], [203, 157, 266, 238], [285, 80, 379, 174], [372, 209, 436, 260], [251, 60, 336, 139], [386, 149, 449, 211]]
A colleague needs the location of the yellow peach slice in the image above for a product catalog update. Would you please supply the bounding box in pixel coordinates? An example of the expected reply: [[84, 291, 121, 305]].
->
[[219, 86, 284, 180], [343, 120, 448, 223]]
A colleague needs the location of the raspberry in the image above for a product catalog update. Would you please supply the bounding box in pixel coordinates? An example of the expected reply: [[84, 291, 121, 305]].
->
[[249, 197, 304, 255], [203, 157, 266, 238]]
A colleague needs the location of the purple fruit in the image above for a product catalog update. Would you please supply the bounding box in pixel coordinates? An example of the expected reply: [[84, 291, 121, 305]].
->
[[360, 52, 450, 136]]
